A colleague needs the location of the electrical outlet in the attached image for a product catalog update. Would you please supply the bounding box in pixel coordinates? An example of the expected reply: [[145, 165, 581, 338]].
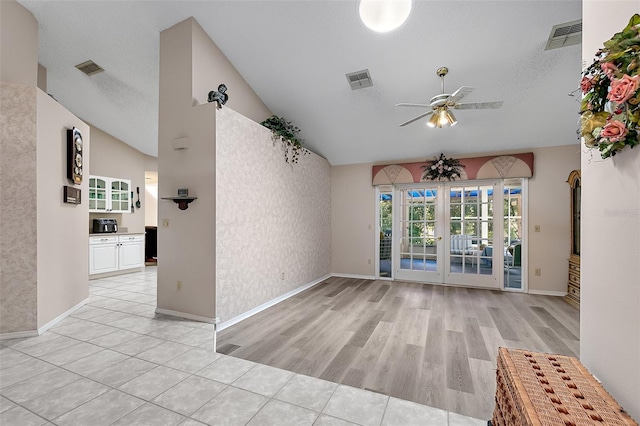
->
[[368, 224, 372, 230], [177, 280, 182, 291], [281, 272, 285, 280], [534, 225, 541, 232], [367, 259, 372, 265], [534, 268, 541, 276], [162, 219, 170, 228]]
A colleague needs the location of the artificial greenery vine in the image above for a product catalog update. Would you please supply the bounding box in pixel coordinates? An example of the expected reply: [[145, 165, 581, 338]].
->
[[421, 153, 465, 181], [260, 115, 309, 164]]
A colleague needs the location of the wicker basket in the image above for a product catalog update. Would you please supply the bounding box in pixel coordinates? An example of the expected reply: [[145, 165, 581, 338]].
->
[[492, 347, 637, 426]]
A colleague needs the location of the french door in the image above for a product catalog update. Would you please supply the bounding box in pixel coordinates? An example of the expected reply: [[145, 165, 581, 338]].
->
[[393, 181, 501, 289]]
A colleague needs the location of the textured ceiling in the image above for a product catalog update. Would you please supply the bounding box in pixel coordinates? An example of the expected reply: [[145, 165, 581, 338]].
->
[[20, 0, 582, 165]]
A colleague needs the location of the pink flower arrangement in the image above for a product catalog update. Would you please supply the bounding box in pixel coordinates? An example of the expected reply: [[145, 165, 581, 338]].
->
[[580, 14, 640, 159], [601, 119, 628, 143], [607, 74, 640, 104]]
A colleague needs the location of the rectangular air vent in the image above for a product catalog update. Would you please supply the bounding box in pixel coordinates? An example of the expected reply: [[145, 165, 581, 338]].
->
[[545, 20, 582, 51], [75, 60, 105, 76], [346, 69, 373, 90]]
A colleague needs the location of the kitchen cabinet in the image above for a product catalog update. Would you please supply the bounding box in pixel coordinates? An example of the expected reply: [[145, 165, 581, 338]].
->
[[89, 234, 144, 275], [118, 234, 145, 270], [88, 175, 131, 213]]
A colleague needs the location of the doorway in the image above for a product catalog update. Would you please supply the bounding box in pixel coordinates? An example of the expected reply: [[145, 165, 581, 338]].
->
[[377, 179, 525, 291]]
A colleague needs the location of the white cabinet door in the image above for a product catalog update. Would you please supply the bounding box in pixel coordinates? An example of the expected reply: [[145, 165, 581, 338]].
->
[[88, 176, 109, 212], [88, 176, 132, 213], [118, 235, 144, 270], [110, 179, 131, 213], [89, 242, 119, 274]]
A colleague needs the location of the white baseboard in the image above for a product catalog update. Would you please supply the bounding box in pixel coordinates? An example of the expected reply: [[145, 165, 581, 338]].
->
[[217, 273, 332, 332], [0, 297, 88, 341], [331, 273, 376, 280], [155, 308, 219, 324], [0, 330, 39, 341], [528, 289, 567, 297], [38, 297, 89, 335]]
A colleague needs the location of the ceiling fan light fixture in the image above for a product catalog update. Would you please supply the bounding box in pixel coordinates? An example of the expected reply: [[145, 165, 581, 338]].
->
[[359, 0, 412, 33], [446, 110, 458, 126], [438, 108, 449, 127], [427, 112, 439, 128]]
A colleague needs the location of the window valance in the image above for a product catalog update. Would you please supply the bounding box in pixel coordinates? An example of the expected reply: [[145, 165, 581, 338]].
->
[[372, 153, 534, 185]]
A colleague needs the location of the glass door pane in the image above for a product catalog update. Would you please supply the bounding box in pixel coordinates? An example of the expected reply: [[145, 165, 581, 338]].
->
[[394, 185, 442, 283], [504, 179, 523, 289], [379, 188, 392, 278], [445, 182, 499, 289]]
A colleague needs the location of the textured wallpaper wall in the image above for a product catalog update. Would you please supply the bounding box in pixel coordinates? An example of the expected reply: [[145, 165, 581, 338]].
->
[[216, 107, 331, 323], [0, 83, 38, 333]]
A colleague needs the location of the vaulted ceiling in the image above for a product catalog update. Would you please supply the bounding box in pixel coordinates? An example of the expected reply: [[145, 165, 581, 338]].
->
[[20, 1, 582, 165]]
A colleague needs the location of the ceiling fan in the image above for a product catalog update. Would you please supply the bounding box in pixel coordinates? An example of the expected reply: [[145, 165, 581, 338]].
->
[[396, 67, 503, 128]]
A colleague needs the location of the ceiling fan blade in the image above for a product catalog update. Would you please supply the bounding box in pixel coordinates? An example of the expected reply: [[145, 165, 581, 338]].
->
[[395, 103, 432, 108], [448, 86, 474, 104], [454, 101, 504, 110], [399, 110, 433, 127]]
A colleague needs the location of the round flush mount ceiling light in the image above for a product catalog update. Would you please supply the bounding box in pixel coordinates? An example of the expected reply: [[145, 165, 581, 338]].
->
[[359, 0, 412, 33]]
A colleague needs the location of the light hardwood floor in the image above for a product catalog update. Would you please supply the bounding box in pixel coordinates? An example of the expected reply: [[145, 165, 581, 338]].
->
[[217, 277, 580, 420]]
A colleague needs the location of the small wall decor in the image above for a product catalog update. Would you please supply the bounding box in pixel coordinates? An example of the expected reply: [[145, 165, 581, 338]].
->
[[208, 84, 229, 108], [260, 115, 309, 164], [580, 13, 640, 159], [63, 186, 81, 204], [421, 153, 465, 181], [66, 127, 83, 184]]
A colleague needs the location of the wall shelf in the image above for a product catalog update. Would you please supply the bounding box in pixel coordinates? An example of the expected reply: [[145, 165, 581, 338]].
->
[[161, 196, 197, 210]]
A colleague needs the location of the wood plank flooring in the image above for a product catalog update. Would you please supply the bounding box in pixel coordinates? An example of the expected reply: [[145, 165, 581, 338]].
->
[[217, 277, 580, 420]]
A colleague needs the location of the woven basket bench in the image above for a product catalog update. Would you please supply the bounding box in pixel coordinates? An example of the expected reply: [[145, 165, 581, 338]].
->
[[491, 347, 637, 426]]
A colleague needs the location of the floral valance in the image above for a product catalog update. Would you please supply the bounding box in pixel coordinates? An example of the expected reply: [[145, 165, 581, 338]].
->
[[372, 153, 534, 185]]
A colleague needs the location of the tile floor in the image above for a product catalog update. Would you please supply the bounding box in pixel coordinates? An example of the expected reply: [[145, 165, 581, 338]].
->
[[0, 267, 486, 426]]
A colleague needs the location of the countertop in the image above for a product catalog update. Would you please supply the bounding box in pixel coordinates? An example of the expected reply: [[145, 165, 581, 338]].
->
[[89, 231, 144, 236]]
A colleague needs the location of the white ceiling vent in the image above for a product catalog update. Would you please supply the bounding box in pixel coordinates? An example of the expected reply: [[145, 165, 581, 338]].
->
[[75, 60, 105, 76], [346, 69, 373, 90], [545, 19, 582, 51]]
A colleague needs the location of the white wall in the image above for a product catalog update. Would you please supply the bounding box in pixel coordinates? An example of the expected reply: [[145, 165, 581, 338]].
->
[[36, 90, 90, 328], [215, 107, 331, 322], [581, 2, 640, 420]]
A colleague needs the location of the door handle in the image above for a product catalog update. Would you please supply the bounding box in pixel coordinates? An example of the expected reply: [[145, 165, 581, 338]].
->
[[436, 236, 443, 241]]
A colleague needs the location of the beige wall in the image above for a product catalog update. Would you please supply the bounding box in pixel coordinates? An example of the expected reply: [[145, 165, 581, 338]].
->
[[331, 162, 377, 277], [527, 145, 581, 293], [216, 107, 331, 322], [0, 1, 39, 334], [157, 18, 217, 320], [581, 2, 640, 420], [157, 17, 274, 321], [37, 64, 47, 92], [144, 155, 158, 227], [0, 83, 38, 334], [330, 146, 580, 292], [0, 0, 37, 86], [88, 126, 147, 234], [36, 90, 90, 328], [0, 0, 91, 333], [190, 21, 271, 123]]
